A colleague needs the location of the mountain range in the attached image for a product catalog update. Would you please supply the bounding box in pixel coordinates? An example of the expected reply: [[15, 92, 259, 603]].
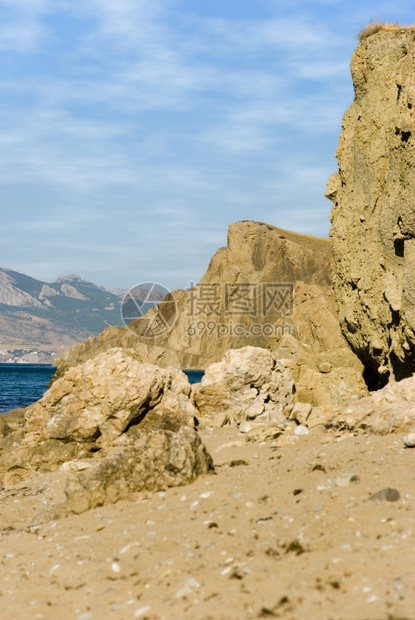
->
[[0, 268, 124, 363]]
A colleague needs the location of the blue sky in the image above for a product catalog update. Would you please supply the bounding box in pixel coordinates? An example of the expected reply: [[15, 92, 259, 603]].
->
[[1, 0, 414, 291]]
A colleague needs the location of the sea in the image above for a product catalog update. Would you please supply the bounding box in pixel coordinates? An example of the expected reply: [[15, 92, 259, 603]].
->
[[0, 364, 204, 414]]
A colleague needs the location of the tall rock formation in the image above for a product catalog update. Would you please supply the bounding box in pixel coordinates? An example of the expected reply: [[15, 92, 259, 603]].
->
[[327, 25, 415, 384], [54, 221, 366, 412]]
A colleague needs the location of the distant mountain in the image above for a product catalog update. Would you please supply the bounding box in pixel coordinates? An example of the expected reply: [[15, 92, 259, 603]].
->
[[0, 269, 124, 362]]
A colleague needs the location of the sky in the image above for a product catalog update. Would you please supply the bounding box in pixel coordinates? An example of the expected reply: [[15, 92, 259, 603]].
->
[[1, 0, 414, 292]]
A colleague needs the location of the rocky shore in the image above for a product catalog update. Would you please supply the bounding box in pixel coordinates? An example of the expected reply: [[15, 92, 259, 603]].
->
[[0, 23, 414, 620]]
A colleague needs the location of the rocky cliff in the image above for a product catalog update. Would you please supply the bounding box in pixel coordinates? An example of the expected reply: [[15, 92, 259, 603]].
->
[[55, 221, 365, 410], [327, 25, 415, 384]]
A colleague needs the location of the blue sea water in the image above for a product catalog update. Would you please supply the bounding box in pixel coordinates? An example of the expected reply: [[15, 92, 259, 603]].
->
[[0, 364, 204, 413], [0, 363, 56, 413]]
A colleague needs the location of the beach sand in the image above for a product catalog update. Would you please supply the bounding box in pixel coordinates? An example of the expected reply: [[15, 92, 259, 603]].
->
[[0, 426, 413, 619]]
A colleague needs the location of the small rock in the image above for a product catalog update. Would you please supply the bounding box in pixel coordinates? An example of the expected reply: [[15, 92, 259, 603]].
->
[[284, 420, 298, 434], [290, 402, 312, 424], [403, 432, 415, 447], [134, 605, 151, 618], [246, 402, 265, 420], [187, 577, 200, 588], [319, 362, 332, 373], [294, 424, 310, 436], [333, 473, 360, 487], [176, 587, 193, 599], [276, 435, 299, 446], [365, 595, 378, 604], [243, 423, 283, 442], [368, 488, 401, 502]]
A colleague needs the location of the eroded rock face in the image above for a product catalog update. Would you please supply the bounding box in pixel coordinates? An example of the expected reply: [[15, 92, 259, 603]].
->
[[327, 26, 415, 382], [272, 334, 368, 411], [193, 346, 295, 428], [54, 221, 362, 386], [335, 374, 415, 434], [0, 349, 210, 491], [26, 348, 195, 447], [193, 345, 367, 437], [63, 427, 213, 516]]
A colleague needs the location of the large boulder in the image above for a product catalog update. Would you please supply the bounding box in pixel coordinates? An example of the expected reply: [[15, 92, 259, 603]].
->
[[0, 348, 207, 489], [5, 426, 214, 524], [327, 25, 415, 383], [193, 346, 295, 427], [25, 348, 196, 447], [63, 426, 213, 516], [53, 221, 362, 381]]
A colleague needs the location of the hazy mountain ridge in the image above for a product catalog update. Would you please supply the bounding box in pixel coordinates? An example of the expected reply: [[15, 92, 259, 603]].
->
[[0, 268, 124, 362]]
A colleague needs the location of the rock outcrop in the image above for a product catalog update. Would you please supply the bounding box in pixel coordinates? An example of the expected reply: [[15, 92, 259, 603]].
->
[[0, 270, 44, 308], [60, 283, 89, 300], [193, 346, 367, 437], [62, 426, 212, 516], [54, 221, 364, 401], [327, 25, 415, 383], [335, 373, 415, 434], [0, 349, 212, 497]]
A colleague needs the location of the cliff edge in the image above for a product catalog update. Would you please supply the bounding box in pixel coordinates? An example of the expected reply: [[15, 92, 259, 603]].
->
[[327, 24, 415, 383]]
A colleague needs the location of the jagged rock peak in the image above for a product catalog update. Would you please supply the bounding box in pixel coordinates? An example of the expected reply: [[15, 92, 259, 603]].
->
[[55, 274, 106, 291], [60, 284, 89, 300], [39, 284, 60, 299], [327, 26, 415, 383]]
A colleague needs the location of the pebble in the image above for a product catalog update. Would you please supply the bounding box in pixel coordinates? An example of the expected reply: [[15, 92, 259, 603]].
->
[[200, 491, 213, 499], [134, 605, 151, 618], [368, 488, 400, 502], [333, 473, 360, 487], [110, 600, 135, 610], [294, 425, 310, 436], [186, 577, 200, 588], [120, 541, 141, 555], [176, 587, 193, 599], [403, 432, 415, 447], [111, 562, 121, 573], [365, 595, 378, 604]]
